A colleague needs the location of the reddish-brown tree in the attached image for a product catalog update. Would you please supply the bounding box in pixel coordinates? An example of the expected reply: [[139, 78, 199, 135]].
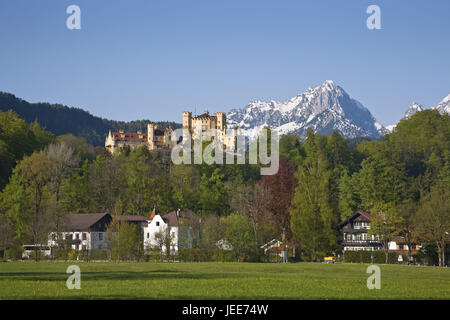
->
[[258, 156, 298, 243]]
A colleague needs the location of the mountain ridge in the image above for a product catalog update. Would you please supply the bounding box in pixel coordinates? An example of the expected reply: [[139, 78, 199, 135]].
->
[[227, 80, 385, 140], [386, 95, 449, 133], [0, 91, 181, 146]]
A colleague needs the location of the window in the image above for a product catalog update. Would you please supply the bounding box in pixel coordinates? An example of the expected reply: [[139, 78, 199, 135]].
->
[[82, 233, 87, 240], [99, 233, 103, 241], [75, 233, 80, 240], [147, 233, 150, 239], [156, 222, 160, 226]]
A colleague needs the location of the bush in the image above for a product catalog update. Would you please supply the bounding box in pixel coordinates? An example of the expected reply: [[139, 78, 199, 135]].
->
[[178, 248, 238, 262], [178, 248, 214, 262], [211, 249, 236, 262], [89, 249, 109, 261], [177, 248, 264, 262], [6, 244, 24, 260], [144, 248, 161, 262], [341, 250, 407, 264], [52, 248, 76, 260], [414, 244, 450, 266]]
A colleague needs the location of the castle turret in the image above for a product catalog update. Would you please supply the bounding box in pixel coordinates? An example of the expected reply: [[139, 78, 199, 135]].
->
[[214, 112, 226, 131], [147, 123, 155, 149], [182, 111, 192, 132]]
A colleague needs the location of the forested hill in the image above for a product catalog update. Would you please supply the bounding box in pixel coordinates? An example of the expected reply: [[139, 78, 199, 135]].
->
[[0, 91, 181, 146]]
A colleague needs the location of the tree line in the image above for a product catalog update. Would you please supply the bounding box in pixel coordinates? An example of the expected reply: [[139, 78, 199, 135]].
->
[[0, 109, 449, 265], [0, 92, 181, 146]]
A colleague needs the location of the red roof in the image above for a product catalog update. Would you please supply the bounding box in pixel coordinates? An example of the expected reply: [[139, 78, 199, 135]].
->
[[338, 211, 372, 229], [162, 210, 200, 227], [148, 208, 156, 221], [359, 211, 372, 219]]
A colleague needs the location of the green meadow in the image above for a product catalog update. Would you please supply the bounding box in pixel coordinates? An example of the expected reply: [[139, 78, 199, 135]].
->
[[0, 262, 448, 299]]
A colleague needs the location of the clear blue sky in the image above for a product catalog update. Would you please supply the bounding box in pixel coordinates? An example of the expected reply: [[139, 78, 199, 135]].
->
[[0, 0, 449, 126]]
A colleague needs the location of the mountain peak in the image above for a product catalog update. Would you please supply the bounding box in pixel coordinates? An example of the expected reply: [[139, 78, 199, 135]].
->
[[402, 102, 424, 120], [433, 93, 450, 115], [320, 80, 338, 91], [227, 82, 383, 140]]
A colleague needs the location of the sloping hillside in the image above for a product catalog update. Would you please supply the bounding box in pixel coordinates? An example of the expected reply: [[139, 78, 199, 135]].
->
[[0, 92, 181, 146]]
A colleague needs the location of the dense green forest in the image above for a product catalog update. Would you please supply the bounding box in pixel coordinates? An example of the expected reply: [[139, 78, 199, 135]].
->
[[0, 91, 181, 146], [0, 109, 449, 265]]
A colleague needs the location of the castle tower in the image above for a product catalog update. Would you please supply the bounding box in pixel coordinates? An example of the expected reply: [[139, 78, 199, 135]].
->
[[214, 112, 226, 131], [182, 112, 192, 133], [147, 123, 155, 149]]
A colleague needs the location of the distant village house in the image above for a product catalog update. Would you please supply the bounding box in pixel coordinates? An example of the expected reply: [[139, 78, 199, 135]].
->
[[41, 209, 200, 258]]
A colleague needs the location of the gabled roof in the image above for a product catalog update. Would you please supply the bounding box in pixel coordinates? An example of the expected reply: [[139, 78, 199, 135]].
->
[[338, 211, 372, 229], [359, 211, 372, 219], [148, 208, 157, 221], [117, 215, 148, 223], [162, 210, 200, 227], [60, 213, 110, 231], [60, 213, 149, 231], [261, 239, 283, 249]]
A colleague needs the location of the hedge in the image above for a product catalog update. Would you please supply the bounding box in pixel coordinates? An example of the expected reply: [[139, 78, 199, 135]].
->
[[178, 248, 235, 262], [340, 250, 407, 264]]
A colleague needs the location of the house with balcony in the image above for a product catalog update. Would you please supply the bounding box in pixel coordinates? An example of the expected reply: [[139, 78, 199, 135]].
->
[[338, 211, 382, 251], [48, 213, 113, 251]]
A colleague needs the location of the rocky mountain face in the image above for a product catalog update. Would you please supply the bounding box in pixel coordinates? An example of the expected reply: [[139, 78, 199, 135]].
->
[[227, 80, 385, 140]]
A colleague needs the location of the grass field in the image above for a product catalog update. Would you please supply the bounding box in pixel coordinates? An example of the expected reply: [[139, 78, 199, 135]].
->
[[0, 262, 449, 299]]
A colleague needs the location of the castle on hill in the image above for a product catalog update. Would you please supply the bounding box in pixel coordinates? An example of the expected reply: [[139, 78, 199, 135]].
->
[[105, 123, 175, 154], [105, 110, 239, 154]]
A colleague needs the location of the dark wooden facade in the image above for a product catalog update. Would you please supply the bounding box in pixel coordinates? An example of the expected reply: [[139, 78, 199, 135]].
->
[[338, 211, 382, 251]]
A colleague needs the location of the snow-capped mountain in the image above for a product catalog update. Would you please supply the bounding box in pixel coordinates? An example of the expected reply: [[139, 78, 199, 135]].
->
[[433, 94, 450, 115], [402, 102, 424, 120], [227, 80, 385, 140], [385, 102, 424, 133], [386, 95, 449, 133], [385, 124, 397, 133]]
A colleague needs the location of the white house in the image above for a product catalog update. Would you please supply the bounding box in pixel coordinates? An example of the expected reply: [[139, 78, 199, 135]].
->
[[47, 210, 200, 254], [47, 213, 114, 251], [143, 208, 201, 253], [261, 239, 283, 257]]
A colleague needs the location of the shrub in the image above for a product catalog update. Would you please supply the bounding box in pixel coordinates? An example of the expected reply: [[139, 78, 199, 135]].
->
[[89, 249, 109, 261], [211, 249, 236, 262], [341, 250, 407, 264], [6, 244, 24, 260]]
